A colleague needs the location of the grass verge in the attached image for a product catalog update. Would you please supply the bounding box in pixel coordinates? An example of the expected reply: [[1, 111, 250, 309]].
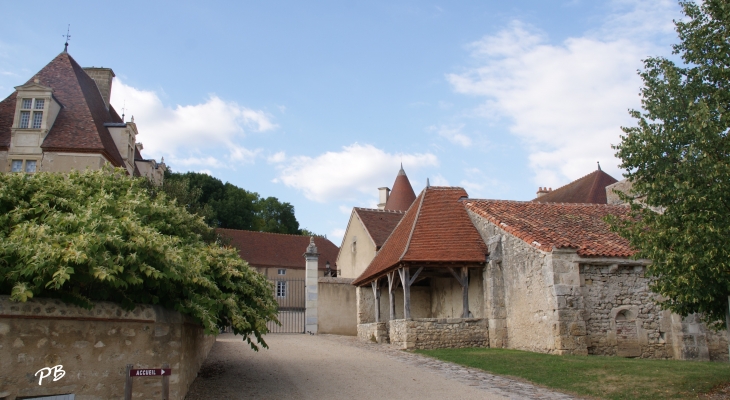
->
[[415, 348, 730, 399]]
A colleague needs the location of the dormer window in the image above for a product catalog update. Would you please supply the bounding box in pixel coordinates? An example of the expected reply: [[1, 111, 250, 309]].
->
[[18, 98, 44, 129]]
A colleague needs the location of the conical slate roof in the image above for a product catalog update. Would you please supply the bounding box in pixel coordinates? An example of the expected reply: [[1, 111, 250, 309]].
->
[[353, 187, 487, 286], [533, 169, 618, 204], [0, 52, 125, 166], [384, 165, 416, 211]]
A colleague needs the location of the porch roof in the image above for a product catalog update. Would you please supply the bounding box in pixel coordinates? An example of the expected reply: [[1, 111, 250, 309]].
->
[[352, 187, 487, 286]]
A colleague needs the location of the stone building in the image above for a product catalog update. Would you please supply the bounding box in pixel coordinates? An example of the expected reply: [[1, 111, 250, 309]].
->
[[0, 50, 166, 183], [337, 165, 416, 279], [352, 176, 727, 361]]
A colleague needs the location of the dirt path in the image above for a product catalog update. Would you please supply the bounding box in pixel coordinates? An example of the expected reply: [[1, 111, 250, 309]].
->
[[185, 333, 577, 400]]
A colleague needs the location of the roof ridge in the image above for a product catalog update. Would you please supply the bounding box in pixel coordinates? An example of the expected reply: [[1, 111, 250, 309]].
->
[[217, 228, 320, 239], [355, 207, 405, 214], [399, 187, 427, 261], [470, 198, 627, 208]]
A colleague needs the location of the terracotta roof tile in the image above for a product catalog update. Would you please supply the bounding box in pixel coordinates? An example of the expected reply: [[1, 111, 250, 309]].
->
[[0, 52, 125, 166], [384, 166, 416, 211], [353, 187, 487, 286], [354, 208, 405, 249], [533, 169, 618, 204], [217, 229, 339, 270], [465, 200, 634, 258]]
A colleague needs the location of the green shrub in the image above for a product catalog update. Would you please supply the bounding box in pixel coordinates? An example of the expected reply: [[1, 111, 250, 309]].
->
[[0, 168, 278, 350]]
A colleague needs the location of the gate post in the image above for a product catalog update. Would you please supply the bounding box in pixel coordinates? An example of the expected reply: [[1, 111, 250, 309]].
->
[[304, 237, 319, 334]]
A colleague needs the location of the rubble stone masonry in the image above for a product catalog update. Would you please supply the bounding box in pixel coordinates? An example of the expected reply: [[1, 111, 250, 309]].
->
[[0, 296, 215, 400], [388, 318, 488, 350]]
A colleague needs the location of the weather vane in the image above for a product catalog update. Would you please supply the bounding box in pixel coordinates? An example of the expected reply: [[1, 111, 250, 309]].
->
[[62, 24, 71, 52]]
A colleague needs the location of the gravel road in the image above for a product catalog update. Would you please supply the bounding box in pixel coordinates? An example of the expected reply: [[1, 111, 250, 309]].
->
[[185, 333, 576, 400]]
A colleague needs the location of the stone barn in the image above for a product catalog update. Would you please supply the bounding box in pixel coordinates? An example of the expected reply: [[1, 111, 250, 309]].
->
[[352, 185, 728, 361]]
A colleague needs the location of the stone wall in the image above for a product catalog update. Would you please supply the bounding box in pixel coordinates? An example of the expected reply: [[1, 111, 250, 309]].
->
[[356, 284, 430, 325], [357, 322, 389, 344], [0, 296, 216, 400], [430, 269, 484, 319], [388, 318, 488, 350], [467, 211, 560, 353], [318, 277, 357, 335], [580, 263, 728, 361]]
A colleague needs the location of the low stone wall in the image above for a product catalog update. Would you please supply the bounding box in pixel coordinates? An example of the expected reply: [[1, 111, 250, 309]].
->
[[0, 296, 216, 400], [318, 277, 357, 335], [389, 318, 488, 350], [357, 322, 389, 344]]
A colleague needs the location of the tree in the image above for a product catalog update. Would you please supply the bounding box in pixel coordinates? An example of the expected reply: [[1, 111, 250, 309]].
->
[[162, 169, 312, 235], [0, 168, 278, 350], [611, 0, 730, 329], [256, 197, 300, 234]]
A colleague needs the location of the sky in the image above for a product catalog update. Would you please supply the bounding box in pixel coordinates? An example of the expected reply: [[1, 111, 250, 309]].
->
[[0, 0, 684, 244]]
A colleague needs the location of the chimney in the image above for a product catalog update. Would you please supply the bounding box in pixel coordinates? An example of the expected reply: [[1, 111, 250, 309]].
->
[[536, 187, 551, 198], [377, 187, 390, 210], [83, 67, 116, 109]]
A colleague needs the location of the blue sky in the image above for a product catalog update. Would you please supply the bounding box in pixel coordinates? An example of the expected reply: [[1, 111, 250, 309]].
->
[[0, 0, 682, 243]]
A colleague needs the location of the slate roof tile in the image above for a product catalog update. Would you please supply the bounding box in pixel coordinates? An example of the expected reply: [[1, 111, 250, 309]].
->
[[0, 52, 125, 166], [465, 200, 634, 258], [217, 229, 339, 270], [533, 169, 618, 204]]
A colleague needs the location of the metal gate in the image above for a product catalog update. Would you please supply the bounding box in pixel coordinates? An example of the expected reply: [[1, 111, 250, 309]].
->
[[267, 278, 305, 333]]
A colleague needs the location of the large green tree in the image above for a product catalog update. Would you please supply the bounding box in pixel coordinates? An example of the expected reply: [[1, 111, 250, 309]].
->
[[163, 170, 306, 235], [611, 0, 730, 328], [0, 168, 278, 349]]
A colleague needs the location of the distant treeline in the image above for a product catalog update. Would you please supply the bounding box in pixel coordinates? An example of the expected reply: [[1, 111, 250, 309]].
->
[[162, 170, 316, 236]]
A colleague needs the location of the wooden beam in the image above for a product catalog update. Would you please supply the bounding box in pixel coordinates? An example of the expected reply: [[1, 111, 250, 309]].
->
[[409, 266, 424, 286], [461, 267, 469, 318], [371, 278, 381, 323], [387, 271, 398, 320], [398, 267, 412, 319]]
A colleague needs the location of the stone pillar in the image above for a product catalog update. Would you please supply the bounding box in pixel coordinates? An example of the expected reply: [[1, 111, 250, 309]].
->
[[304, 237, 319, 334], [549, 248, 588, 355]]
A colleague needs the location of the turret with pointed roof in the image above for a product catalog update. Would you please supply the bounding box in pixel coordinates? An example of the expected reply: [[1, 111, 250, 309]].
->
[[384, 164, 417, 212]]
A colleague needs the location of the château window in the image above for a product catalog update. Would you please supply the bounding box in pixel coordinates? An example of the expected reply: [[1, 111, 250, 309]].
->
[[10, 159, 37, 173], [11, 160, 23, 172], [278, 269, 286, 275], [19, 111, 30, 128], [18, 98, 44, 129]]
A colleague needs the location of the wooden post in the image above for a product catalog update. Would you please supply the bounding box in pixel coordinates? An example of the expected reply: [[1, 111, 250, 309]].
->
[[124, 364, 133, 400], [162, 363, 170, 400], [371, 278, 381, 323], [387, 271, 398, 320], [461, 267, 469, 318], [726, 295, 730, 363], [398, 266, 423, 320], [449, 267, 470, 318]]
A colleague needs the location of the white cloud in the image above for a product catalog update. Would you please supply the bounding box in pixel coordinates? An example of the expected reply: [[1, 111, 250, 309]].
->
[[339, 205, 352, 215], [429, 173, 450, 186], [330, 228, 347, 243], [267, 151, 287, 163], [275, 143, 438, 203], [110, 80, 275, 169], [430, 124, 472, 147], [447, 1, 680, 188]]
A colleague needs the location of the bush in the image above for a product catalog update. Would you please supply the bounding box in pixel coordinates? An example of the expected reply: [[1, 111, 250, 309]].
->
[[0, 168, 278, 350]]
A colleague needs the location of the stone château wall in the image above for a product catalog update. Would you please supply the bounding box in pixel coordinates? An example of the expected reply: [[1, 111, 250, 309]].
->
[[0, 296, 216, 400], [388, 318, 488, 350]]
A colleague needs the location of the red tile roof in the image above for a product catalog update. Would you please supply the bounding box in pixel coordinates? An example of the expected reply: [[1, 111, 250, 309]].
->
[[533, 169, 618, 204], [465, 200, 634, 258], [0, 52, 125, 167], [354, 208, 405, 249], [217, 229, 339, 270], [384, 166, 416, 211], [353, 187, 488, 286]]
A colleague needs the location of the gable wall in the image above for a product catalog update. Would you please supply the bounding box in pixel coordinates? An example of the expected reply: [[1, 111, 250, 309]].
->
[[337, 213, 378, 279]]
